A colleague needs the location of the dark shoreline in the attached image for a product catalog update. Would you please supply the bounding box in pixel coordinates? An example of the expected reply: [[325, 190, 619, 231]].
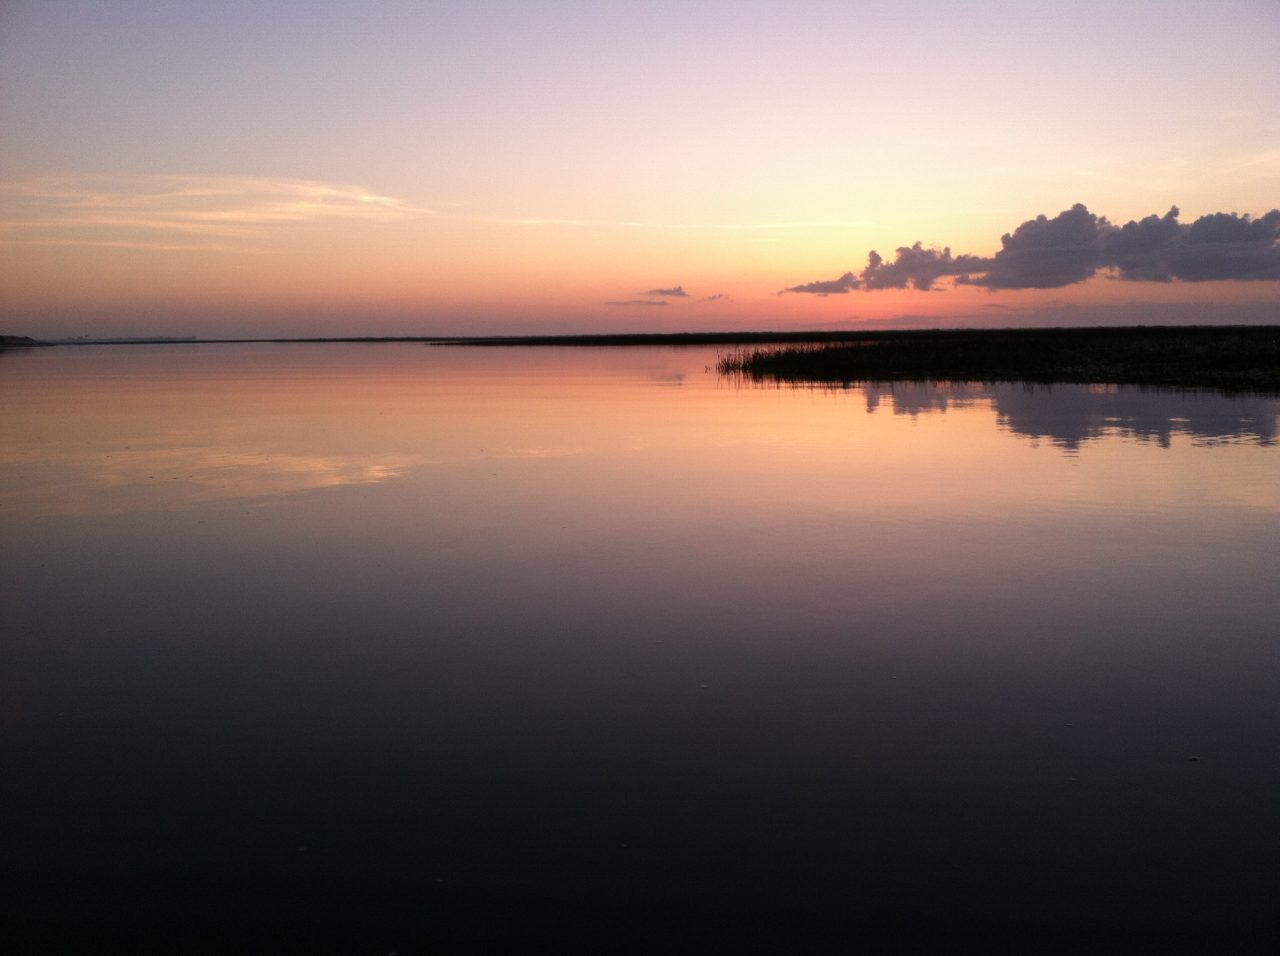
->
[[6, 325, 1279, 392], [717, 325, 1280, 394], [9, 331, 911, 348]]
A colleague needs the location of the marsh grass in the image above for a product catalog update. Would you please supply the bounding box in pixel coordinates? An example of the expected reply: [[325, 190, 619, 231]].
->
[[717, 326, 1280, 393]]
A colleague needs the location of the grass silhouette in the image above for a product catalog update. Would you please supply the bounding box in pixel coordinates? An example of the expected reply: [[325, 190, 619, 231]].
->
[[717, 326, 1280, 393]]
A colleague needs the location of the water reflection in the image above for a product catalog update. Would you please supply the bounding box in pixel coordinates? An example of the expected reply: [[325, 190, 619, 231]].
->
[[0, 443, 418, 516], [860, 381, 1279, 450], [4, 344, 1280, 952]]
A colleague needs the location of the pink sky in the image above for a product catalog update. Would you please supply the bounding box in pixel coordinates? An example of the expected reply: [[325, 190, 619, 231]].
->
[[2, 1, 1277, 338]]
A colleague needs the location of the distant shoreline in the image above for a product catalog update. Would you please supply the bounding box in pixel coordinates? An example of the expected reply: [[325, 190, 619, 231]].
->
[[5, 326, 1279, 392], [8, 330, 938, 348]]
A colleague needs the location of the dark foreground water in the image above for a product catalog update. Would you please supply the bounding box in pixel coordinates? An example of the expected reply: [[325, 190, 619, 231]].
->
[[3, 344, 1278, 953]]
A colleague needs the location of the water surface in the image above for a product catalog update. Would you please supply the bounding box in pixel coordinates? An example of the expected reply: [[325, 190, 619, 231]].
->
[[3, 344, 1278, 952]]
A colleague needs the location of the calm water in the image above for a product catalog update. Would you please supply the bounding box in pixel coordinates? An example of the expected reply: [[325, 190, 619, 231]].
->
[[3, 343, 1278, 953]]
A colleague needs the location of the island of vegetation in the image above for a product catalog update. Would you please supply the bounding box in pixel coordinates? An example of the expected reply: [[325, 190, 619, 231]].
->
[[0, 334, 48, 349], [716, 325, 1280, 393]]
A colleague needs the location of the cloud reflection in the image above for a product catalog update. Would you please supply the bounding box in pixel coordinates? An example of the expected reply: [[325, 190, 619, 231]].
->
[[0, 445, 419, 517], [860, 382, 1279, 450]]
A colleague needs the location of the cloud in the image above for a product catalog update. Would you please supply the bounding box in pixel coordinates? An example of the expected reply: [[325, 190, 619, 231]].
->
[[646, 285, 689, 297], [861, 243, 991, 290], [779, 271, 859, 295], [618, 218, 874, 231], [0, 173, 427, 250], [0, 237, 268, 253], [785, 203, 1280, 294], [469, 216, 586, 226], [699, 293, 728, 302], [1097, 206, 1184, 281], [962, 203, 1104, 289], [605, 299, 668, 306], [1108, 207, 1280, 283]]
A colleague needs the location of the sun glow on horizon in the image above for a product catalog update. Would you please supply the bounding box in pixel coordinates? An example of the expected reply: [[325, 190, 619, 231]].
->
[[2, 2, 1278, 337]]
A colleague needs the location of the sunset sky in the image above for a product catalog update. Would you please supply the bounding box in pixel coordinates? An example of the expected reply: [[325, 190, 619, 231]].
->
[[2, 0, 1277, 338]]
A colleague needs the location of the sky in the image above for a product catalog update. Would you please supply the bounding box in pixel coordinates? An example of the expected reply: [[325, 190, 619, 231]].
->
[[1, 0, 1277, 338]]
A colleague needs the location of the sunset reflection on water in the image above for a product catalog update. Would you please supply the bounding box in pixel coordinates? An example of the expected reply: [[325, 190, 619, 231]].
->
[[3, 343, 1278, 952]]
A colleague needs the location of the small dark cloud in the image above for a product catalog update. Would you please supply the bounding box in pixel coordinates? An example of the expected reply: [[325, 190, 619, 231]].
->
[[606, 299, 668, 306], [779, 271, 859, 295], [645, 285, 689, 297], [785, 204, 1280, 296], [699, 293, 728, 302]]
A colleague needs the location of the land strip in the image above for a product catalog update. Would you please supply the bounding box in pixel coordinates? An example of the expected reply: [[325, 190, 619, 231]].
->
[[717, 326, 1280, 393], [6, 326, 1279, 392]]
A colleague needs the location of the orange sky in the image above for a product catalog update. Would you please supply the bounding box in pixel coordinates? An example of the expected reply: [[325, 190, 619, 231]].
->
[[2, 2, 1277, 338]]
